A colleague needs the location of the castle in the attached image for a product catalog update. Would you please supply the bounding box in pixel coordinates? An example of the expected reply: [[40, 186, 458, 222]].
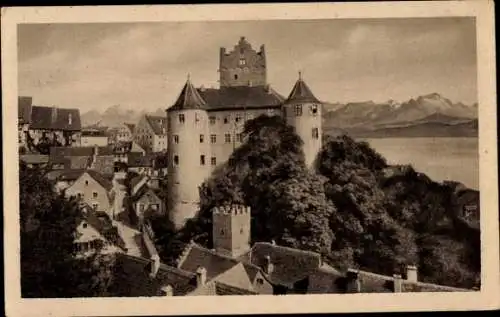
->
[[166, 37, 323, 229]]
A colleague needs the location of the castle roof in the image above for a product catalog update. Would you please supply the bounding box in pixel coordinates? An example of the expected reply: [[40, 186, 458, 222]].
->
[[169, 77, 207, 111], [285, 73, 320, 104], [198, 85, 285, 111]]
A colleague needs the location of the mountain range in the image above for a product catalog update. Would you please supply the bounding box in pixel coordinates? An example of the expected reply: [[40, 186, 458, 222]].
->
[[81, 93, 478, 138]]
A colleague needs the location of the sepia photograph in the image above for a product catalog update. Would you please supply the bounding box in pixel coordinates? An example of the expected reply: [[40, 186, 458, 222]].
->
[[2, 1, 498, 316]]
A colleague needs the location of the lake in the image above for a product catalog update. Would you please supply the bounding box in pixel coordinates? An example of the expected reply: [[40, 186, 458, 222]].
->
[[359, 137, 479, 190]]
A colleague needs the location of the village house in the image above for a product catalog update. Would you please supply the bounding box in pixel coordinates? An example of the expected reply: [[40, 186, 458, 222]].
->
[[18, 96, 82, 153], [49, 145, 115, 176], [80, 127, 110, 147], [133, 115, 168, 153], [64, 170, 115, 218], [112, 141, 146, 164], [109, 123, 135, 144], [127, 153, 156, 176], [73, 207, 127, 258], [131, 186, 166, 227]]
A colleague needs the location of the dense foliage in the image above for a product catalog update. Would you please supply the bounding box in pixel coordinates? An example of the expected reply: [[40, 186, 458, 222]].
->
[[20, 163, 114, 297], [152, 115, 480, 289]]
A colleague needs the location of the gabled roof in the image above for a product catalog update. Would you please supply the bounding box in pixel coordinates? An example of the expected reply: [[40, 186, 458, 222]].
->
[[248, 242, 322, 287], [213, 262, 255, 292], [18, 96, 33, 123], [285, 73, 320, 104], [50, 146, 113, 157], [169, 77, 207, 111], [130, 174, 149, 195], [29, 105, 82, 131], [145, 115, 167, 135], [128, 153, 154, 167], [108, 253, 198, 297], [124, 123, 136, 133], [198, 85, 285, 111], [177, 243, 260, 285], [46, 169, 86, 182], [20, 154, 49, 165], [133, 185, 162, 203], [85, 170, 113, 191]]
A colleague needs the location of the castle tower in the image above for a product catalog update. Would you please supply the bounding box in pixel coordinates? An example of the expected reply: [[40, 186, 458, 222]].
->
[[219, 36, 267, 88], [282, 72, 323, 168], [212, 204, 251, 258], [167, 76, 211, 229]]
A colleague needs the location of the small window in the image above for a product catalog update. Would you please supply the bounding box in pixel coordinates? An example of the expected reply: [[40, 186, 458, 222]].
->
[[220, 229, 224, 235], [234, 74, 238, 80], [179, 114, 185, 123], [174, 135, 179, 144], [200, 155, 205, 166], [257, 278, 264, 285], [240, 228, 244, 234], [209, 116, 216, 125], [93, 192, 98, 198], [224, 116, 229, 124], [225, 134, 231, 143], [211, 157, 217, 166], [235, 115, 242, 123], [195, 113, 200, 123], [92, 203, 98, 210], [294, 104, 303, 116], [239, 59, 246, 66], [312, 128, 319, 139], [311, 104, 319, 116], [82, 223, 88, 229], [85, 180, 89, 186], [210, 134, 217, 144], [236, 133, 243, 143], [174, 155, 179, 166], [200, 134, 204, 143]]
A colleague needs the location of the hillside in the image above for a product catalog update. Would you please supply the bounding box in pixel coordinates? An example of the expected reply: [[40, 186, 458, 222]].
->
[[81, 105, 165, 127]]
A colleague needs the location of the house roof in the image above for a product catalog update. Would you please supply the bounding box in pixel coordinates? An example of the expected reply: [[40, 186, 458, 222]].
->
[[124, 123, 136, 133], [285, 74, 320, 104], [170, 78, 207, 111], [108, 253, 198, 297], [247, 242, 322, 288], [86, 170, 113, 191], [81, 128, 108, 137], [18, 96, 33, 123], [50, 146, 113, 157], [76, 209, 127, 251], [20, 154, 49, 165], [130, 174, 148, 194], [128, 153, 154, 167], [177, 243, 261, 286], [197, 85, 285, 111], [133, 185, 161, 203], [29, 105, 81, 131], [46, 169, 86, 182], [145, 115, 168, 135]]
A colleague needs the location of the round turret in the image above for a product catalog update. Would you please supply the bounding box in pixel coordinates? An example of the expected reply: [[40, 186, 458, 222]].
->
[[282, 72, 323, 169], [167, 76, 211, 229]]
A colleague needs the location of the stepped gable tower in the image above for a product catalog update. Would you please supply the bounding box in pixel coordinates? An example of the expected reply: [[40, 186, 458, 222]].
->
[[167, 75, 211, 230], [212, 204, 251, 258], [219, 36, 267, 88], [282, 72, 323, 168]]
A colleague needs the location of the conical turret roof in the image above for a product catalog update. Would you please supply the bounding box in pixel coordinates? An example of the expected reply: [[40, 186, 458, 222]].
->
[[169, 75, 207, 111], [285, 72, 320, 104]]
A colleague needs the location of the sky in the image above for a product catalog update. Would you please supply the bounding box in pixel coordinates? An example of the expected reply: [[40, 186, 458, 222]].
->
[[18, 18, 477, 112]]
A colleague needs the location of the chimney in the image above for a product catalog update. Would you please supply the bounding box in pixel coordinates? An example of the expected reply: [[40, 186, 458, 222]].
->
[[149, 254, 160, 278], [346, 268, 361, 293], [68, 113, 72, 125], [393, 274, 403, 293], [405, 265, 418, 283], [161, 284, 173, 296], [196, 266, 207, 286], [264, 255, 274, 274]]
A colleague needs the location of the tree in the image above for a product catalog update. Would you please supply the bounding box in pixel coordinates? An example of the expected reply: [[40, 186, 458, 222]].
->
[[20, 162, 114, 297]]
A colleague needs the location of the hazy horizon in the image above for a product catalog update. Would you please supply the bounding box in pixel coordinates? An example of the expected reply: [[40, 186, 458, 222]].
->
[[18, 18, 477, 113]]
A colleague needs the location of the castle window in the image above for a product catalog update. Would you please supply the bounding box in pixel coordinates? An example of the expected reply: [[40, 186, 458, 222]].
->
[[236, 133, 243, 143], [82, 223, 88, 229], [210, 134, 217, 144], [93, 192, 98, 198], [92, 203, 98, 210], [224, 116, 229, 124], [179, 114, 185, 123], [225, 134, 231, 143], [195, 113, 200, 123], [211, 157, 217, 166], [200, 155, 205, 166], [200, 134, 204, 143], [234, 74, 238, 80], [174, 155, 179, 166], [311, 104, 319, 116], [312, 128, 319, 139], [239, 59, 246, 66], [294, 105, 303, 116], [85, 180, 89, 186], [209, 116, 216, 125], [235, 115, 242, 123], [220, 229, 224, 235], [174, 135, 179, 144]]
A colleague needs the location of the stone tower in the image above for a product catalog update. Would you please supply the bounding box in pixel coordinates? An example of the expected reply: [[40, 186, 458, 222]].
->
[[219, 36, 267, 88], [212, 204, 251, 258], [167, 76, 211, 230], [282, 72, 323, 168]]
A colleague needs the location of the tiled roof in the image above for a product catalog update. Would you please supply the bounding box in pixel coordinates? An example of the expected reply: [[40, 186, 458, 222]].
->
[[46, 169, 86, 182], [50, 146, 114, 157], [145, 115, 167, 135], [91, 156, 115, 175], [18, 96, 33, 123], [124, 123, 135, 133], [307, 264, 345, 294], [178, 243, 260, 285], [215, 281, 258, 295], [108, 253, 197, 297], [128, 153, 153, 167], [248, 242, 322, 288], [197, 86, 285, 111], [130, 174, 148, 194], [20, 154, 49, 165], [77, 210, 127, 251], [86, 170, 113, 192], [29, 105, 81, 131], [169, 78, 207, 111], [285, 74, 320, 104], [212, 262, 256, 292]]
